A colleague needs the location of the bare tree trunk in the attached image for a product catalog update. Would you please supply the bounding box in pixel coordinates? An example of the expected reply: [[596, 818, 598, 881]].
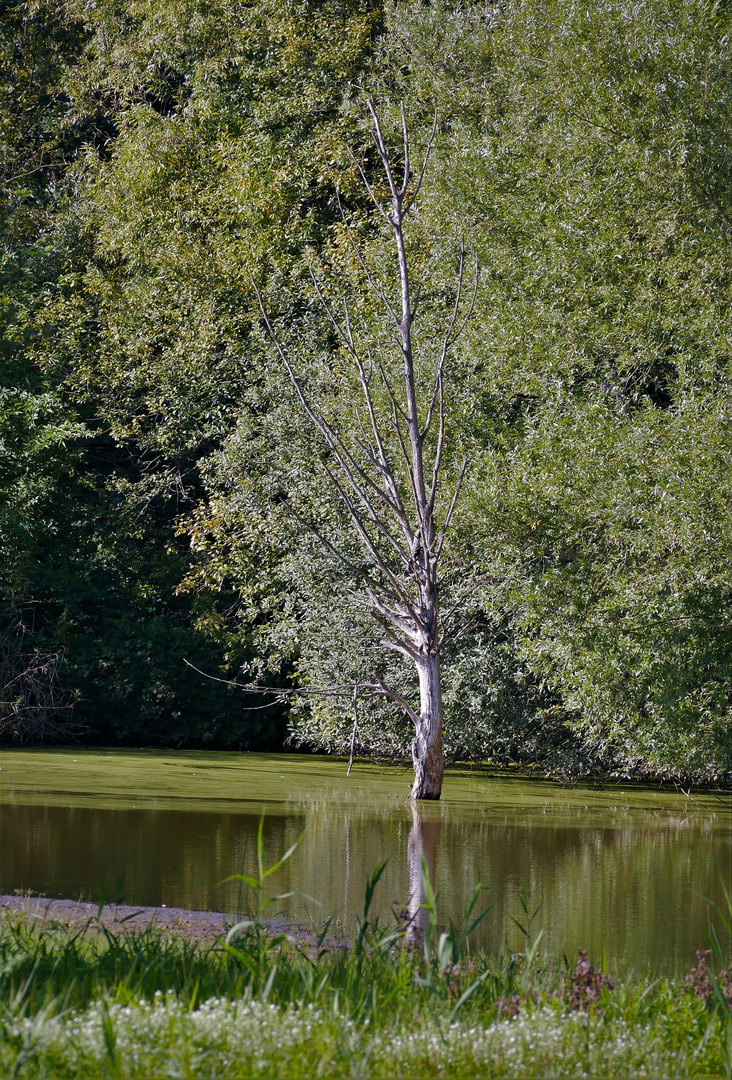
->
[[411, 651, 444, 799], [406, 801, 441, 945], [252, 102, 475, 801]]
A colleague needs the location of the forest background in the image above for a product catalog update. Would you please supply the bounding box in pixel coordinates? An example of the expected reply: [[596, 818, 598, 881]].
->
[[2, 0, 731, 783]]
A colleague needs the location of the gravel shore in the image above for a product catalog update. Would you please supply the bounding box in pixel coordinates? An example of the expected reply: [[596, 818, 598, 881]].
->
[[0, 893, 312, 944]]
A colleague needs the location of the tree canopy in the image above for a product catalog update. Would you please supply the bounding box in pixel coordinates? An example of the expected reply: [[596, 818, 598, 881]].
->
[[1, 0, 730, 781]]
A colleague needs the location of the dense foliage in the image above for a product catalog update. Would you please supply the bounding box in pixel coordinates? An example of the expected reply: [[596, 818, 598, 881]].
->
[[1, 0, 730, 779]]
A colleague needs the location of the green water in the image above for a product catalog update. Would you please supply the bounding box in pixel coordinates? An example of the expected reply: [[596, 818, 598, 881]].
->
[[1, 749, 729, 973]]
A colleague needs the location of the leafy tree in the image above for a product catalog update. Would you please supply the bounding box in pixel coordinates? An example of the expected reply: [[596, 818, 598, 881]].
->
[[200, 0, 732, 779], [398, 0, 732, 777], [2, 0, 730, 779], [47, 0, 381, 456], [0, 0, 303, 746], [480, 397, 732, 779]]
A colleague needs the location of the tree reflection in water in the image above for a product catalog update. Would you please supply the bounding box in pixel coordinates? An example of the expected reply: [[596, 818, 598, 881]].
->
[[3, 785, 727, 972], [406, 802, 441, 945]]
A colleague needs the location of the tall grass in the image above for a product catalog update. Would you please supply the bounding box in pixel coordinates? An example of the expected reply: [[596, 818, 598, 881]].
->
[[1, 913, 729, 1078], [0, 842, 729, 1078]]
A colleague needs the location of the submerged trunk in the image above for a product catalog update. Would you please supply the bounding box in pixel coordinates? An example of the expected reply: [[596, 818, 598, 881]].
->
[[411, 651, 444, 800]]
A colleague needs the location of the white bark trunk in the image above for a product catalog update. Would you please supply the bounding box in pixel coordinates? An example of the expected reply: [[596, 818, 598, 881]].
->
[[257, 106, 470, 803], [410, 650, 444, 799]]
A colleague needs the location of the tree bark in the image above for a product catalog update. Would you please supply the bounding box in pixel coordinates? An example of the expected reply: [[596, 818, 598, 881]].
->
[[411, 651, 444, 799]]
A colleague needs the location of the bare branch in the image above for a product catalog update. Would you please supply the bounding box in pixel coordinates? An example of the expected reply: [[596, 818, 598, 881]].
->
[[380, 638, 419, 663], [435, 456, 469, 560], [321, 459, 413, 577], [336, 197, 402, 330], [317, 460, 421, 614], [369, 597, 421, 642], [352, 432, 413, 532], [369, 675, 419, 725], [186, 659, 419, 729], [346, 327, 411, 525], [183, 659, 356, 698], [345, 145, 391, 224], [368, 98, 400, 210], [438, 612, 482, 652], [378, 368, 422, 521], [275, 494, 365, 576], [253, 278, 414, 569], [308, 264, 360, 361], [185, 657, 425, 747], [299, 285, 413, 552], [458, 256, 480, 338], [399, 101, 411, 198], [410, 280, 422, 323], [404, 109, 438, 214], [426, 379, 445, 522], [373, 351, 407, 426], [425, 251, 478, 516], [342, 295, 357, 354], [349, 358, 415, 543], [422, 242, 465, 442], [422, 358, 444, 473]]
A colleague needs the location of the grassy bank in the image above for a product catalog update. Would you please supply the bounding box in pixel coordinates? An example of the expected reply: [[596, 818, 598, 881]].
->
[[2, 902, 730, 1080]]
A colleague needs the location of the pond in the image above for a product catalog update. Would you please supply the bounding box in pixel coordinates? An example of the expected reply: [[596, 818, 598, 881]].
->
[[1, 748, 729, 974]]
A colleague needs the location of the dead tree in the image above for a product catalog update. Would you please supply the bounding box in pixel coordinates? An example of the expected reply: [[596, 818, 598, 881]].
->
[[253, 101, 474, 799]]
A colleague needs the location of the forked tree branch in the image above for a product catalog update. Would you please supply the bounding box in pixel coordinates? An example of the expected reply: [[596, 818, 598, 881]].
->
[[245, 103, 476, 749], [253, 280, 410, 573], [184, 659, 420, 726]]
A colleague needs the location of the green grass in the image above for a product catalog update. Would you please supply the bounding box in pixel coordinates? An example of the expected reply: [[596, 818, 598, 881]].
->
[[1, 907, 730, 1079], [3, 829, 730, 1077]]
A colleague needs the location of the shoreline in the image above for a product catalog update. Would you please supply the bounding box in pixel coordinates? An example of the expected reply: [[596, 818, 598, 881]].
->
[[0, 893, 314, 945]]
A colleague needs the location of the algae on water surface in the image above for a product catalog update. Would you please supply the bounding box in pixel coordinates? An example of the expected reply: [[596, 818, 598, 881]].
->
[[1, 749, 729, 973]]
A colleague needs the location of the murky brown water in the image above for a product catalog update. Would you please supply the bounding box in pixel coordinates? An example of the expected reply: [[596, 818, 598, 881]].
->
[[1, 749, 729, 974]]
